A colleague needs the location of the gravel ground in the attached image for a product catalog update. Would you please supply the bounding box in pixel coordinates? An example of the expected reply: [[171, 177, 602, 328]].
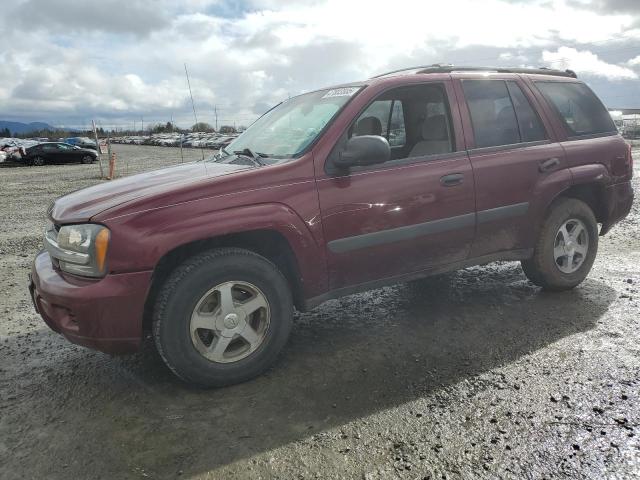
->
[[1, 143, 639, 479]]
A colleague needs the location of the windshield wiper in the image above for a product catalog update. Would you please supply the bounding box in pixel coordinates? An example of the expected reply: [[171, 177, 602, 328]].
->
[[233, 148, 268, 166]]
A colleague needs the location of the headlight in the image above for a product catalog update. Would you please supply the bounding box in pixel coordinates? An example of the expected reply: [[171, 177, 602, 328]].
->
[[44, 224, 110, 277]]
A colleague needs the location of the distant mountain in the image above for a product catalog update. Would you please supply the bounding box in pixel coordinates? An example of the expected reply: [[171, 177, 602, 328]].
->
[[0, 120, 57, 135]]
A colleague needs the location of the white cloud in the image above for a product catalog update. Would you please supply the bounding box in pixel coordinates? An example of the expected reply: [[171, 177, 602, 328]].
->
[[542, 47, 638, 79], [1, 0, 640, 127], [628, 55, 640, 66]]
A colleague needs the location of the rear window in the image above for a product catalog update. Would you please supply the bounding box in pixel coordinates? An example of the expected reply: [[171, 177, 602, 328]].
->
[[535, 82, 616, 137]]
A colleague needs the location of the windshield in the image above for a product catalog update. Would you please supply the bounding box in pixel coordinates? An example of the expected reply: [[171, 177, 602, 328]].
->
[[216, 86, 362, 162]]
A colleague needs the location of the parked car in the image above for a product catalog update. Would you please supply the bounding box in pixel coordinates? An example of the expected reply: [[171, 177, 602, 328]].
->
[[23, 142, 97, 166], [64, 137, 98, 150], [30, 66, 634, 387], [211, 136, 235, 149]]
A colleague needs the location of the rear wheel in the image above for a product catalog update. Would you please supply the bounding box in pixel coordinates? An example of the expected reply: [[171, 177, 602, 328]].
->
[[153, 248, 293, 387], [32, 156, 45, 166], [521, 198, 598, 291]]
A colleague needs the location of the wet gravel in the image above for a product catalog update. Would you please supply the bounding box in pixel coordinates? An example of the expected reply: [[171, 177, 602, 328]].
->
[[1, 144, 639, 479]]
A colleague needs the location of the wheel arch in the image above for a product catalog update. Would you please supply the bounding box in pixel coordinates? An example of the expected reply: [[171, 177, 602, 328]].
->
[[142, 229, 306, 333], [531, 164, 610, 244], [553, 182, 607, 224]]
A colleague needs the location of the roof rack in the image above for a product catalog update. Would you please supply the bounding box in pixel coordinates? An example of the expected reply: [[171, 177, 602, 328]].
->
[[372, 64, 577, 79]]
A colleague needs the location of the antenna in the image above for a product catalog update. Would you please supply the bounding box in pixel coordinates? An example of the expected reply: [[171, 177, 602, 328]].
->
[[184, 63, 205, 161]]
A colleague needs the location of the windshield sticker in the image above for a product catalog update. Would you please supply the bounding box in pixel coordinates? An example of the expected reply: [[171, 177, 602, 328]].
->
[[322, 87, 360, 99]]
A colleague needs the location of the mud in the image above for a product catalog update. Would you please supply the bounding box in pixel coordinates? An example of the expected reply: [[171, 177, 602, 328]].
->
[[1, 144, 638, 479]]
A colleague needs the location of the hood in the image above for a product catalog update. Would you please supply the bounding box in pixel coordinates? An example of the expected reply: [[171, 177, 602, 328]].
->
[[51, 161, 250, 223]]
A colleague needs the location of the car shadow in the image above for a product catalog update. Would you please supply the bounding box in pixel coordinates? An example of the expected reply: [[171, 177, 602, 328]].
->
[[2, 263, 617, 479]]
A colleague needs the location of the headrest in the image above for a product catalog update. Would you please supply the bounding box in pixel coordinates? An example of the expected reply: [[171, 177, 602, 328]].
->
[[354, 116, 383, 136], [422, 115, 447, 141], [496, 106, 514, 123]]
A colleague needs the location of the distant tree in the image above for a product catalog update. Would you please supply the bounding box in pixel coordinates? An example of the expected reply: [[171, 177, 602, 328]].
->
[[151, 122, 178, 134], [219, 125, 236, 134], [1, 127, 11, 138], [191, 122, 215, 132]]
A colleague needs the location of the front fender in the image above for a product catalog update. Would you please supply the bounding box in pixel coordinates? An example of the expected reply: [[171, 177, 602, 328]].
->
[[102, 202, 327, 298]]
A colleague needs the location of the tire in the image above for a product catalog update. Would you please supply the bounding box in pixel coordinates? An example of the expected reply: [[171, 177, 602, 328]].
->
[[32, 156, 45, 166], [153, 248, 293, 387], [521, 198, 598, 291], [81, 155, 94, 164]]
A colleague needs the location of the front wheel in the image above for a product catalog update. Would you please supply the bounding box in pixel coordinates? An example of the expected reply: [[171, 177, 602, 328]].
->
[[153, 248, 293, 387], [32, 156, 45, 166], [81, 155, 94, 164], [521, 198, 598, 291]]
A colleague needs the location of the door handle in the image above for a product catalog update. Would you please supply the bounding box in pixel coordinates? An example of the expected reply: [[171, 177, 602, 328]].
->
[[440, 173, 464, 187], [539, 157, 560, 173]]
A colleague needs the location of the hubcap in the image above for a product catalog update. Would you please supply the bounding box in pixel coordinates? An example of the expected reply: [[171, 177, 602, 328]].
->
[[553, 218, 589, 274], [189, 281, 270, 363]]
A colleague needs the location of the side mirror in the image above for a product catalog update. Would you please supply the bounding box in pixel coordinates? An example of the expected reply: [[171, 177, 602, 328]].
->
[[334, 135, 390, 169]]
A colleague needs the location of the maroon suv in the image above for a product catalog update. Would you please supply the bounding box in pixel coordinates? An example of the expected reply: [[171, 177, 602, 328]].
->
[[30, 65, 634, 386]]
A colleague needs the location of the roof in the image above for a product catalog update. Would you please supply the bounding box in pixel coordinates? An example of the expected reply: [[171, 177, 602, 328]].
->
[[372, 64, 577, 79]]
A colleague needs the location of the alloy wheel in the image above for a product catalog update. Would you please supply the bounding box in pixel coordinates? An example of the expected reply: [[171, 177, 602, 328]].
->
[[553, 218, 589, 274], [189, 281, 270, 363]]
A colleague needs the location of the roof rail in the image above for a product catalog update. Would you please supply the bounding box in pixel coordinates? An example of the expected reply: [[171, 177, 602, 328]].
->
[[372, 64, 577, 79]]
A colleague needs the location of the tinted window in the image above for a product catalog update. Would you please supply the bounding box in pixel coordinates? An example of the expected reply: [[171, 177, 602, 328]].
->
[[350, 83, 454, 160], [536, 81, 616, 137], [462, 80, 520, 148], [506, 82, 547, 142]]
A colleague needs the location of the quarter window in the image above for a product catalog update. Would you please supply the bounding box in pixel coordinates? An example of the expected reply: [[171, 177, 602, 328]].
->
[[536, 81, 616, 137]]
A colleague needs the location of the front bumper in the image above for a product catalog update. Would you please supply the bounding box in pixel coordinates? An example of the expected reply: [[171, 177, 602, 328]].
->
[[29, 250, 152, 354], [600, 180, 634, 235]]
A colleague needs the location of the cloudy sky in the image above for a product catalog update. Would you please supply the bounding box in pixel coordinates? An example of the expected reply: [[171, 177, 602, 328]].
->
[[1, 0, 639, 130]]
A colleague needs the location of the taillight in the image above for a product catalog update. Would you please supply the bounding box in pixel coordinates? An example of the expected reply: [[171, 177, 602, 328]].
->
[[613, 143, 634, 178]]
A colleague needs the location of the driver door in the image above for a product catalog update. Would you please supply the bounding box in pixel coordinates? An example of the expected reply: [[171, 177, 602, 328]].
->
[[316, 81, 476, 290]]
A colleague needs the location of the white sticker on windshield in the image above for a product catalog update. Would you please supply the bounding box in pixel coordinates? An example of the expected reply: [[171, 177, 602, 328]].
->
[[322, 87, 360, 99]]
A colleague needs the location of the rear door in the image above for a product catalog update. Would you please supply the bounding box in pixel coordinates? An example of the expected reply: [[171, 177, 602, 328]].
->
[[453, 76, 568, 258], [317, 80, 476, 290]]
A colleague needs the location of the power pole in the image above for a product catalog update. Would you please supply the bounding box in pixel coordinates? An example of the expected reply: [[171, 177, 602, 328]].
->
[[141, 116, 144, 133], [214, 105, 218, 131], [92, 120, 104, 178]]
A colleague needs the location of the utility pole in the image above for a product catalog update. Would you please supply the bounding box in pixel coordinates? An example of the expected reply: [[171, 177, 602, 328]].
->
[[184, 62, 205, 161], [92, 120, 104, 178], [141, 116, 144, 134], [214, 105, 218, 131]]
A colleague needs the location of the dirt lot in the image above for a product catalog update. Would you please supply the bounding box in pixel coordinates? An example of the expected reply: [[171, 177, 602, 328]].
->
[[1, 144, 639, 479]]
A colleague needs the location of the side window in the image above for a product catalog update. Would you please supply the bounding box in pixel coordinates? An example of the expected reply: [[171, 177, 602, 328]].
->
[[536, 81, 616, 137], [42, 144, 56, 152], [506, 82, 547, 142], [350, 83, 454, 161], [462, 80, 520, 148]]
